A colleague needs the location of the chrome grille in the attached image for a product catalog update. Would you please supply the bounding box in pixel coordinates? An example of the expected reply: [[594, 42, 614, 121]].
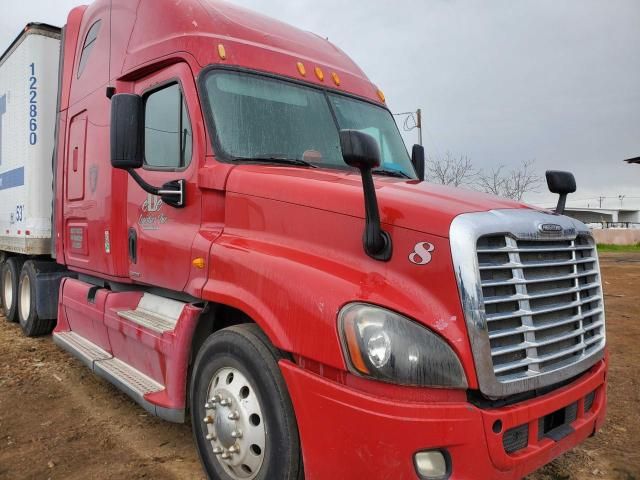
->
[[451, 209, 606, 397], [477, 234, 605, 382]]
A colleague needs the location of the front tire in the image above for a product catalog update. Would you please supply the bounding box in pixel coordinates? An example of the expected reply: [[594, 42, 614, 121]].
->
[[18, 261, 56, 337], [190, 324, 302, 480], [1, 257, 25, 322]]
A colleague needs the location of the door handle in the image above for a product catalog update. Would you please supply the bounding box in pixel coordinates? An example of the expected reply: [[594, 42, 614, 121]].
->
[[73, 147, 79, 172], [128, 228, 137, 264]]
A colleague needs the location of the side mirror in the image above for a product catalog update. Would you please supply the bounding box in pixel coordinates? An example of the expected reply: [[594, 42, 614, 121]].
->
[[109, 93, 186, 208], [110, 93, 144, 170], [546, 170, 576, 215], [411, 144, 425, 181], [340, 130, 392, 261], [340, 129, 381, 170]]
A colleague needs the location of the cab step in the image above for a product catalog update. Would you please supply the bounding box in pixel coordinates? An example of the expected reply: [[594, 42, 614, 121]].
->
[[52, 330, 183, 422], [53, 331, 111, 369], [94, 357, 165, 417], [116, 293, 184, 333]]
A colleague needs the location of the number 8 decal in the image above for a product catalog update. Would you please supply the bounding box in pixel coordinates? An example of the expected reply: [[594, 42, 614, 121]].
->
[[409, 242, 435, 265]]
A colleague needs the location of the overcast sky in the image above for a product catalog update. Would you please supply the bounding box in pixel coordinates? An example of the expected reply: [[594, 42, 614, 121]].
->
[[2, 0, 638, 209]]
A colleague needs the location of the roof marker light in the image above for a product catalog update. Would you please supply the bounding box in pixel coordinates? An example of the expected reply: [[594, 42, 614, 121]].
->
[[217, 44, 227, 60], [297, 62, 307, 76], [332, 72, 341, 86], [315, 67, 324, 81], [377, 88, 386, 103]]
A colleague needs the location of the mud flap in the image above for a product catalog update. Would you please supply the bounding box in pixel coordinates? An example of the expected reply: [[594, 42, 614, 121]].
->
[[32, 262, 74, 320]]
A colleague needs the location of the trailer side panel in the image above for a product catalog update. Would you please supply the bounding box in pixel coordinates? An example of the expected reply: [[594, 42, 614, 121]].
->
[[0, 27, 61, 255]]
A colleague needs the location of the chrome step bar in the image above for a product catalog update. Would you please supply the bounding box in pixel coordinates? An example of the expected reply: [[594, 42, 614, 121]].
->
[[52, 331, 183, 423], [116, 293, 184, 333]]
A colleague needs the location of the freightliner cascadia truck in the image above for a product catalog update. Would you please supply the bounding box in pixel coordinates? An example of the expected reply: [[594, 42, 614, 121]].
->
[[0, 1, 607, 479]]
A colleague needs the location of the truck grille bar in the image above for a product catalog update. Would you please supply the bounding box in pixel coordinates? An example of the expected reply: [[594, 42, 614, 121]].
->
[[478, 234, 605, 381], [450, 210, 606, 398]]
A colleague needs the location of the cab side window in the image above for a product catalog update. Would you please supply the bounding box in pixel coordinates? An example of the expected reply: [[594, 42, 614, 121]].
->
[[77, 20, 101, 78], [144, 83, 192, 169]]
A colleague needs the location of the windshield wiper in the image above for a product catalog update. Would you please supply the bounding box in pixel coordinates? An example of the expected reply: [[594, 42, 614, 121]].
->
[[232, 156, 317, 169], [372, 168, 411, 179]]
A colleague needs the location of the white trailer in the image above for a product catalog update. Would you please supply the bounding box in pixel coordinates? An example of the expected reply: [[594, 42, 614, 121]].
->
[[0, 24, 61, 255]]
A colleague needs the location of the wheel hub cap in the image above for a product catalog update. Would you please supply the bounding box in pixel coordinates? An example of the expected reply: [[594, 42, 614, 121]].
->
[[214, 399, 237, 448], [202, 367, 266, 480], [20, 274, 30, 321], [3, 269, 13, 311]]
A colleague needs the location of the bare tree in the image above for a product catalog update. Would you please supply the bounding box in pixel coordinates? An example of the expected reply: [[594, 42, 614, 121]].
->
[[426, 152, 477, 187], [477, 160, 542, 201], [476, 165, 506, 197], [425, 151, 542, 201]]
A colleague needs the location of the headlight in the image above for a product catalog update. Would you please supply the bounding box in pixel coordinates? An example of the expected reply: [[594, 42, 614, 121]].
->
[[338, 303, 467, 388]]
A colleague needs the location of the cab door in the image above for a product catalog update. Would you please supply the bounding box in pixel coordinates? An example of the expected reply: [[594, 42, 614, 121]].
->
[[126, 63, 202, 292]]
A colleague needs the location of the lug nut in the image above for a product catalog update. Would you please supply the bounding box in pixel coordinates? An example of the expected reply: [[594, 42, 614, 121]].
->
[[221, 451, 231, 459], [205, 402, 216, 410], [203, 415, 214, 424], [231, 429, 243, 439], [220, 398, 231, 407], [206, 433, 216, 441], [213, 446, 223, 455], [228, 411, 240, 421], [228, 445, 239, 454], [211, 394, 221, 403]]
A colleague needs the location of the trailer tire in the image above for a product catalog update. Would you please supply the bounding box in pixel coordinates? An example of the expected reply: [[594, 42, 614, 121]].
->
[[190, 324, 303, 480], [0, 253, 6, 312], [1, 257, 25, 322], [18, 261, 56, 337]]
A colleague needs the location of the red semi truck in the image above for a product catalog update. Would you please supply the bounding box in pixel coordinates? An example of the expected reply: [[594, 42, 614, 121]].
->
[[0, 1, 607, 479]]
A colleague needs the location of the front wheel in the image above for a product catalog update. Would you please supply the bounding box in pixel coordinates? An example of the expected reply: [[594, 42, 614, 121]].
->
[[190, 324, 303, 480]]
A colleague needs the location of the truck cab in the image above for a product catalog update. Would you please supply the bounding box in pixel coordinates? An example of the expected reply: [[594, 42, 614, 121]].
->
[[0, 1, 607, 479]]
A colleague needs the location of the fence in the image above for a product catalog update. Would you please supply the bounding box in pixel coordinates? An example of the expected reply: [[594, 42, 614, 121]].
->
[[587, 222, 640, 230]]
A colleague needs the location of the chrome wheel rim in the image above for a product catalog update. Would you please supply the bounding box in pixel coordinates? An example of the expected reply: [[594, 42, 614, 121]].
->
[[203, 367, 266, 480], [19, 273, 30, 322], [3, 269, 12, 312]]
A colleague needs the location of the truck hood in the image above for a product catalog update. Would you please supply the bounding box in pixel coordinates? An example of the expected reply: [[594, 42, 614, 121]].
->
[[225, 166, 531, 238]]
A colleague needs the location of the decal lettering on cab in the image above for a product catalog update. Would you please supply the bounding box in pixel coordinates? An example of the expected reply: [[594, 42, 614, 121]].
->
[[139, 193, 168, 231]]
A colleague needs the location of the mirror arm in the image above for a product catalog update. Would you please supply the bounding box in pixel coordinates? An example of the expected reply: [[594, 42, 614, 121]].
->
[[127, 168, 160, 196], [359, 166, 392, 261], [126, 169, 186, 208], [555, 193, 568, 215]]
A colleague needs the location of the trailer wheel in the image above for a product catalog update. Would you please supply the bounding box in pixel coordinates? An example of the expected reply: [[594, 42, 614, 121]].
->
[[0, 253, 6, 312], [1, 257, 25, 322], [18, 261, 56, 337], [190, 324, 302, 480]]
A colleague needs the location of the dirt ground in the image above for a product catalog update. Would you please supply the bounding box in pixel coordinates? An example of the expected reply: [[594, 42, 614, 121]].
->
[[0, 252, 638, 480]]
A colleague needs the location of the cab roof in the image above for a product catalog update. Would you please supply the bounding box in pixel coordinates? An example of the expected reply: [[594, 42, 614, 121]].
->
[[73, 0, 384, 105]]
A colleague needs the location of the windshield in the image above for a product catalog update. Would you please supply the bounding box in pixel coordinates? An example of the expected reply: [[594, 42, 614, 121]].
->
[[202, 70, 415, 178]]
